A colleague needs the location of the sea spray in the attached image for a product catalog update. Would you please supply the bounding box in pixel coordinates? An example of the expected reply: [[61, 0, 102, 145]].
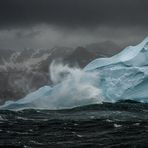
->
[[48, 61, 103, 108], [0, 61, 103, 110]]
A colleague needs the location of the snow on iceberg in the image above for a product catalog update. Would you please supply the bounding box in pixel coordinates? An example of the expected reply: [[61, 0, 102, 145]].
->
[[1, 37, 148, 110], [84, 37, 148, 102]]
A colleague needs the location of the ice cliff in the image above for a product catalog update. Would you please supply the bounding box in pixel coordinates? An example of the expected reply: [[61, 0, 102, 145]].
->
[[84, 37, 148, 102], [1, 37, 148, 110]]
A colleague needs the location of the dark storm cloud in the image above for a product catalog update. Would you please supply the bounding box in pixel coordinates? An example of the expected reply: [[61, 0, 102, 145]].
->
[[0, 0, 148, 29], [0, 0, 147, 49]]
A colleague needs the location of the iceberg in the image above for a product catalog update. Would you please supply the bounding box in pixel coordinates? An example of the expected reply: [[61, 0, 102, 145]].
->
[[1, 37, 148, 110], [84, 37, 148, 102]]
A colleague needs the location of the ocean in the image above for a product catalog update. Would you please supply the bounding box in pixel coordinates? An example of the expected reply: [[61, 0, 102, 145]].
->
[[0, 101, 148, 148]]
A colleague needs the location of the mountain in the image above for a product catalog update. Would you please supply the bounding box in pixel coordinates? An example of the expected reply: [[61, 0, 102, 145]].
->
[[86, 40, 122, 57], [0, 47, 74, 103], [64, 47, 97, 67], [64, 41, 122, 67], [0, 41, 120, 103]]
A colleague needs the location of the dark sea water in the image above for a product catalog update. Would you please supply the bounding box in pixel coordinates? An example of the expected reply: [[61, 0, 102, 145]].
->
[[0, 101, 148, 148]]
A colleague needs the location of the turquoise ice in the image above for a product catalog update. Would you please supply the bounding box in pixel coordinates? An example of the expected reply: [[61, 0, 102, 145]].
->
[[84, 37, 148, 102]]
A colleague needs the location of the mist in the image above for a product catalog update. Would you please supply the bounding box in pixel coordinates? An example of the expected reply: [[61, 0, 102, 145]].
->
[[0, 24, 147, 49]]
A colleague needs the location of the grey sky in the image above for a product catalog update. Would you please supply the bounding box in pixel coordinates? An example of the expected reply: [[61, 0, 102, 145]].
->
[[0, 0, 147, 49]]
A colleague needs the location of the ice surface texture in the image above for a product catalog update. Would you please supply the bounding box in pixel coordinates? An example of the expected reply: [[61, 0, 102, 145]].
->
[[1, 37, 148, 110], [84, 37, 148, 102]]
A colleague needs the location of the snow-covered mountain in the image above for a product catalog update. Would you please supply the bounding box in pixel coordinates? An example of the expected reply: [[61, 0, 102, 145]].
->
[[0, 47, 74, 102], [0, 41, 120, 103]]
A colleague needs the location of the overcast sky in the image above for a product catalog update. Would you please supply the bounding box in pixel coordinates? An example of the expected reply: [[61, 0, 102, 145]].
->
[[0, 0, 148, 49]]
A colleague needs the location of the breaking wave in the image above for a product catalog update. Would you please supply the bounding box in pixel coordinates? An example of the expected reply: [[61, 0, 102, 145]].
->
[[0, 61, 103, 110]]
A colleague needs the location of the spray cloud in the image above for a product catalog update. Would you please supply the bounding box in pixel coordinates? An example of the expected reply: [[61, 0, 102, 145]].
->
[[48, 60, 103, 108]]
